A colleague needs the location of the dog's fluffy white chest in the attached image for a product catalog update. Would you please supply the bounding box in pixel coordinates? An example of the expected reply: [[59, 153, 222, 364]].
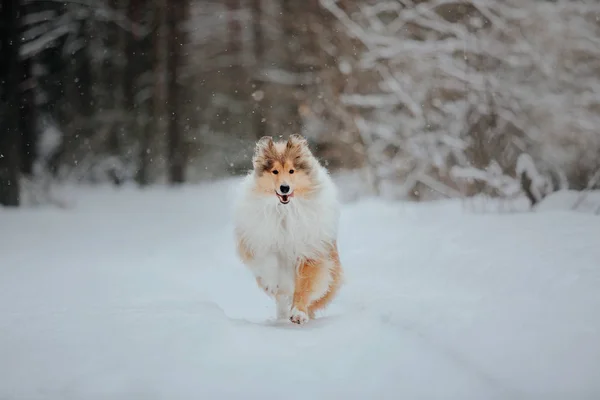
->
[[234, 173, 339, 263]]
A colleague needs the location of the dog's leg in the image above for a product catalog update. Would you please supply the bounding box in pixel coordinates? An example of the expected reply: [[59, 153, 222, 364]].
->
[[291, 252, 342, 324], [250, 253, 280, 297], [307, 259, 342, 318], [238, 237, 280, 297], [307, 243, 343, 320], [274, 256, 295, 319], [275, 294, 291, 320], [290, 259, 319, 324], [289, 258, 326, 324]]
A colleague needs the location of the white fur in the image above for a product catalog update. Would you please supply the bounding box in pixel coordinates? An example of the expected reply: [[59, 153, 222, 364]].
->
[[276, 294, 292, 320], [233, 157, 340, 319]]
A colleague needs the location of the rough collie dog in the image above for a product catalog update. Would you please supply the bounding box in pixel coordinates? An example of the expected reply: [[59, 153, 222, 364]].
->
[[233, 134, 343, 324]]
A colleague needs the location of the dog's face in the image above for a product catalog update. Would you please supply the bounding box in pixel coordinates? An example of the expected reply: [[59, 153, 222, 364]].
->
[[251, 134, 316, 204]]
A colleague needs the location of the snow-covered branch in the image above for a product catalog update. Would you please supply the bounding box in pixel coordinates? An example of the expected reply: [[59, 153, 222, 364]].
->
[[320, 0, 600, 201]]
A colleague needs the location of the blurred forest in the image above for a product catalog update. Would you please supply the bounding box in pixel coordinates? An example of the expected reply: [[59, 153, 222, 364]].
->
[[0, 0, 599, 207]]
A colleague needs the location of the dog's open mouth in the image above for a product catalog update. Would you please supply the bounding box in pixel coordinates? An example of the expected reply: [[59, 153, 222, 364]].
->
[[276, 192, 293, 204]]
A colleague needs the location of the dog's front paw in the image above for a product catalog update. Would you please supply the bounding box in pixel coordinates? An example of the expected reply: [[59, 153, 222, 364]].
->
[[289, 307, 309, 325]]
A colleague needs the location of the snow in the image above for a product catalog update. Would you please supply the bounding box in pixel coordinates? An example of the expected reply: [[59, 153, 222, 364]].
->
[[535, 190, 600, 215], [1, 179, 600, 399]]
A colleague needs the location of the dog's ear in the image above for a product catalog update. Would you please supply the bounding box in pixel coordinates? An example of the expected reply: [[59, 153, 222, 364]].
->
[[256, 136, 274, 153], [286, 134, 308, 149], [252, 136, 275, 170], [285, 134, 313, 172]]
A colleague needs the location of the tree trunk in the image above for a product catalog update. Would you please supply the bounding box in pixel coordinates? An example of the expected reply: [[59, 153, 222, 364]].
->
[[165, 0, 187, 184], [19, 56, 36, 176], [101, 0, 127, 185], [123, 0, 137, 114], [251, 0, 267, 139], [280, 0, 302, 135], [136, 1, 159, 186], [227, 0, 241, 55], [0, 0, 22, 206], [125, 0, 144, 184]]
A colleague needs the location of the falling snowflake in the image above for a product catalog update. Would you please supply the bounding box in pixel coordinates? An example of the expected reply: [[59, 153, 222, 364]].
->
[[252, 90, 265, 101], [338, 60, 352, 75]]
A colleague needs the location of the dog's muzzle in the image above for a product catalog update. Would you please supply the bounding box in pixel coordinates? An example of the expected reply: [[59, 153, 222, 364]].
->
[[276, 191, 293, 204]]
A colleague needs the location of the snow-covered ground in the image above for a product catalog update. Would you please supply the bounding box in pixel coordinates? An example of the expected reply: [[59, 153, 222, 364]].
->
[[1, 178, 599, 400]]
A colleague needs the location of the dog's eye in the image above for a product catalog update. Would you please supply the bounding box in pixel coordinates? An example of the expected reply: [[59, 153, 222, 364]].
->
[[272, 170, 279, 175], [289, 169, 295, 174]]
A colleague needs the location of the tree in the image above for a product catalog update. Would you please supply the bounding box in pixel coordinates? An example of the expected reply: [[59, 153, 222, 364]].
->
[[165, 0, 189, 184], [251, 0, 266, 139], [18, 0, 37, 177], [122, 0, 159, 186], [279, 0, 303, 135], [0, 0, 22, 206]]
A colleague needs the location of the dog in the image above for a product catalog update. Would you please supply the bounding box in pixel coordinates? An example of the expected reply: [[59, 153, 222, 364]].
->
[[233, 134, 343, 324]]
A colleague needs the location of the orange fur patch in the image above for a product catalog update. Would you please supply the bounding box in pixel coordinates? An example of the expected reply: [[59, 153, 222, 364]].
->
[[292, 241, 343, 318], [307, 244, 343, 318]]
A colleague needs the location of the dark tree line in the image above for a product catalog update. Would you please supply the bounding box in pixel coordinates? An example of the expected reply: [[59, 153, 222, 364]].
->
[[0, 0, 194, 206], [0, 0, 340, 207], [0, 0, 22, 206], [4, 0, 594, 207]]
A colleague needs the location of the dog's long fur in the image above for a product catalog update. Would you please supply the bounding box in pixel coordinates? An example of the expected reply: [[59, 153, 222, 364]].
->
[[233, 134, 343, 324]]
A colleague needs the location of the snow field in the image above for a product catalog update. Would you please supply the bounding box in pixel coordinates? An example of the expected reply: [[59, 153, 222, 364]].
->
[[1, 179, 599, 399]]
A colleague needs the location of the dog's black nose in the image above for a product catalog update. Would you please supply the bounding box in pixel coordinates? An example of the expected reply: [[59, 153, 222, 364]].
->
[[280, 184, 290, 194]]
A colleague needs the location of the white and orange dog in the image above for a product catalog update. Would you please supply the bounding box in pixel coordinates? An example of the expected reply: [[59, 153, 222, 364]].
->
[[233, 134, 343, 324]]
